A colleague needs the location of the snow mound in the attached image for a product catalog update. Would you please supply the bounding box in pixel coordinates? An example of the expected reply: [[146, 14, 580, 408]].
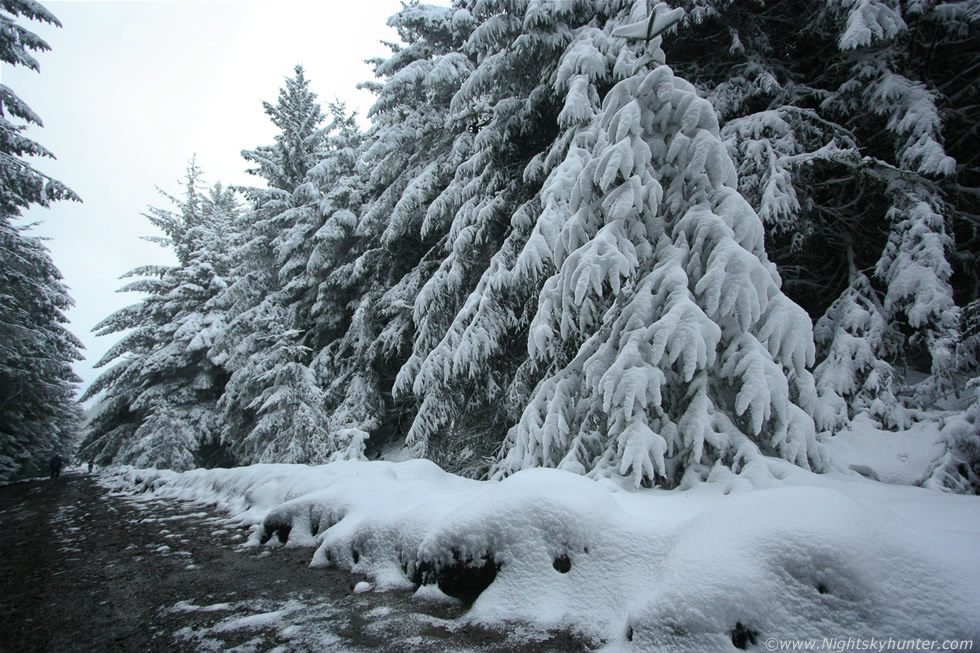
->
[[104, 459, 980, 649], [628, 486, 979, 649], [416, 468, 665, 633]]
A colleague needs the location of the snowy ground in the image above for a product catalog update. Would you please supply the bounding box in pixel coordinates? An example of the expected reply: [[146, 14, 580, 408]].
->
[[0, 472, 589, 651], [103, 417, 980, 652]]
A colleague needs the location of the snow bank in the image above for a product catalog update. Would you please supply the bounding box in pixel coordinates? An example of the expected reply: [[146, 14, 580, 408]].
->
[[627, 484, 979, 649], [104, 457, 980, 650]]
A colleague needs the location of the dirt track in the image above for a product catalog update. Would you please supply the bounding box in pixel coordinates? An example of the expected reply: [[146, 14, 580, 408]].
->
[[0, 471, 592, 652]]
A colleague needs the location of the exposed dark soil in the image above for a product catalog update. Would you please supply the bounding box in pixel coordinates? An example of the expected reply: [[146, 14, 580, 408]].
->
[[0, 471, 594, 652]]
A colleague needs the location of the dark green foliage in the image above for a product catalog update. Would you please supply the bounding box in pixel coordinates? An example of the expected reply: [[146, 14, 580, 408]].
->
[[79, 164, 241, 470], [664, 0, 976, 394], [1, 0, 82, 481]]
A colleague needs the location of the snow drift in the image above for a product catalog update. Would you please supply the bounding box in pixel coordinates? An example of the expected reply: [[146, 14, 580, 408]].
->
[[105, 458, 980, 651]]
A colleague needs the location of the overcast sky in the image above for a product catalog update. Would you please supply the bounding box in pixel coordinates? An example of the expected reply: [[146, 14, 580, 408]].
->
[[3, 0, 415, 395]]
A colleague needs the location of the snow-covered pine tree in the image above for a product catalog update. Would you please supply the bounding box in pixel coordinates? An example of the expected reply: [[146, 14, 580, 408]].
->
[[930, 298, 980, 493], [496, 3, 824, 487], [827, 8, 963, 408], [222, 319, 333, 463], [211, 66, 359, 464], [661, 1, 977, 448], [813, 262, 907, 431], [223, 64, 329, 341], [386, 0, 583, 470], [303, 5, 479, 463], [388, 1, 639, 471], [277, 101, 364, 348], [241, 64, 328, 195], [248, 101, 369, 462], [0, 0, 83, 481], [0, 222, 84, 480], [80, 165, 240, 469], [369, 0, 824, 486]]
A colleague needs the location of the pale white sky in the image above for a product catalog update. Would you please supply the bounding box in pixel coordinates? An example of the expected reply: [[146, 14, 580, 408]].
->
[[2, 0, 415, 394]]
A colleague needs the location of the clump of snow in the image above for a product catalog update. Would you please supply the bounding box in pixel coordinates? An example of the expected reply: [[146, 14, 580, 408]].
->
[[212, 602, 303, 633], [104, 449, 980, 649], [168, 600, 236, 613], [170, 597, 338, 651], [416, 467, 667, 633]]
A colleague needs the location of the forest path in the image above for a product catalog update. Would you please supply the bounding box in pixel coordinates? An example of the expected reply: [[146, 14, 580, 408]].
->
[[0, 472, 590, 652]]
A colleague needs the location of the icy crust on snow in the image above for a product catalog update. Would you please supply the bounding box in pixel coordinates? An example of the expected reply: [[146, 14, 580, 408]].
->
[[105, 460, 980, 649]]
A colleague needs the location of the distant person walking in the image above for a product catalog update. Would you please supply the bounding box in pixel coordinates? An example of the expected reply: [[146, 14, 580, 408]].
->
[[49, 454, 63, 479]]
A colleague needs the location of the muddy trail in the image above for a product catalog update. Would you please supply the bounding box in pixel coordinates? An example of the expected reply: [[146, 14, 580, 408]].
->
[[0, 472, 593, 652]]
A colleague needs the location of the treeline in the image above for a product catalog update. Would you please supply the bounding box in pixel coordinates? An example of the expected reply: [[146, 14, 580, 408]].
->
[[79, 1, 978, 492], [1, 1, 83, 482]]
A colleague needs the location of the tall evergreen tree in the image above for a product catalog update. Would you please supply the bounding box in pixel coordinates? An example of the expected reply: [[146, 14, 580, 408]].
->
[[80, 164, 240, 469], [278, 101, 364, 347], [388, 1, 580, 471], [321, 4, 479, 464], [662, 0, 976, 401], [0, 0, 82, 481], [241, 64, 327, 195], [217, 18, 477, 466], [658, 0, 978, 489], [212, 67, 354, 463], [344, 0, 825, 486]]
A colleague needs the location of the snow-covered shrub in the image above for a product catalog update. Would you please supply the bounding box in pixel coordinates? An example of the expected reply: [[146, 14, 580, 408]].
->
[[813, 268, 908, 431], [328, 428, 369, 462], [926, 379, 980, 494]]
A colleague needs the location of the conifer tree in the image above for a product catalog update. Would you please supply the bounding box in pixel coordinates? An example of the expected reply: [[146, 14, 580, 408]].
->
[[663, 0, 975, 412], [813, 264, 907, 432], [80, 164, 240, 469], [306, 6, 477, 462], [241, 64, 327, 195], [212, 67, 362, 463], [657, 0, 978, 490], [280, 101, 364, 346], [360, 0, 826, 486], [499, 3, 823, 487], [0, 0, 82, 481]]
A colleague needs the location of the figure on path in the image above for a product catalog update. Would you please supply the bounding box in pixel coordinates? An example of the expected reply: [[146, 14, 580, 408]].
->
[[49, 454, 63, 479]]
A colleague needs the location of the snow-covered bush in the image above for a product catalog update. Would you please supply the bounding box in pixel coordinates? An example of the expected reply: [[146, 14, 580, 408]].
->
[[813, 268, 908, 431], [927, 379, 980, 494]]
